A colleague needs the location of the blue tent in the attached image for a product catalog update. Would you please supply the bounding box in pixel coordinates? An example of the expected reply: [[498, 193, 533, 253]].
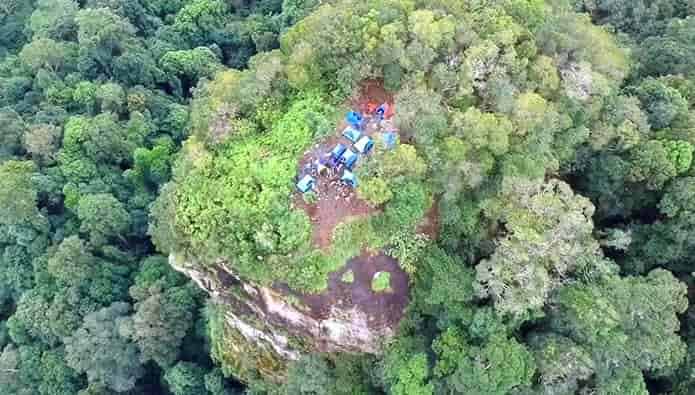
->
[[296, 175, 315, 193], [330, 143, 347, 159], [342, 126, 361, 143], [340, 148, 359, 170], [382, 132, 396, 150], [346, 111, 363, 129], [341, 170, 358, 187], [354, 135, 374, 154]]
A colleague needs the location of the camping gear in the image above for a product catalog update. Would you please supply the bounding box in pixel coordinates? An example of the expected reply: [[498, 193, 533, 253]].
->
[[330, 143, 347, 159], [315, 160, 329, 176], [342, 126, 362, 143], [354, 135, 374, 154], [341, 170, 358, 187], [340, 148, 359, 170], [326, 155, 339, 169], [346, 111, 363, 129], [376, 103, 393, 120], [382, 132, 397, 150], [296, 175, 315, 193]]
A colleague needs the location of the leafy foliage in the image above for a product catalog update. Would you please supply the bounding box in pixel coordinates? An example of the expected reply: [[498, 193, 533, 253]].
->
[[3, 0, 695, 394], [371, 272, 391, 293], [64, 302, 143, 392], [0, 0, 294, 393], [476, 179, 611, 317]]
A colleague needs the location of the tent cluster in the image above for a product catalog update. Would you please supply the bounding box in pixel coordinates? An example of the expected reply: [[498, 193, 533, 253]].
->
[[296, 108, 393, 193]]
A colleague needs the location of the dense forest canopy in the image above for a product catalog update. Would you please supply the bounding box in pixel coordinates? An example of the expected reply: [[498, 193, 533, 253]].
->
[[0, 0, 317, 394], [4, 0, 695, 394]]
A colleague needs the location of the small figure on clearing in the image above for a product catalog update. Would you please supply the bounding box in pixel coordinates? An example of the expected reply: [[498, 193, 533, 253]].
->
[[376, 103, 393, 121]]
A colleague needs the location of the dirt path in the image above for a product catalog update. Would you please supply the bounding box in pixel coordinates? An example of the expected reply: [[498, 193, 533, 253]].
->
[[417, 200, 440, 241]]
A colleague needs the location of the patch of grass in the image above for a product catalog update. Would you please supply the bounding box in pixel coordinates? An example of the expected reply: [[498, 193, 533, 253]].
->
[[371, 271, 392, 293], [341, 270, 354, 283], [303, 191, 318, 205]]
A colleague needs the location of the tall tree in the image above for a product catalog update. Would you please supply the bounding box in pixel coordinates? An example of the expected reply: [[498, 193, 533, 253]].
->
[[64, 302, 144, 392], [549, 269, 688, 386], [77, 193, 130, 246], [476, 178, 612, 318]]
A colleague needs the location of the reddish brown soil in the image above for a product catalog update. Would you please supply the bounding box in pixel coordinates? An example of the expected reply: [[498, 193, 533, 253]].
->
[[350, 79, 414, 144], [349, 79, 395, 114], [293, 134, 375, 249], [278, 250, 409, 327]]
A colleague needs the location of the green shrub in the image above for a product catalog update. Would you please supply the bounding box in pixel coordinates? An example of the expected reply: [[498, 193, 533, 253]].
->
[[357, 177, 393, 206], [341, 270, 354, 283], [371, 271, 392, 293], [303, 191, 318, 205]]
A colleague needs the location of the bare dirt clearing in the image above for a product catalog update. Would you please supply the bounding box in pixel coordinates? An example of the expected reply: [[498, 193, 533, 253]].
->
[[350, 79, 394, 114], [293, 134, 375, 250], [293, 81, 397, 250], [284, 81, 423, 330]]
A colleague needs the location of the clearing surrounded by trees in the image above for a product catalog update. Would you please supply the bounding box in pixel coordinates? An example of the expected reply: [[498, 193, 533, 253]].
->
[[293, 81, 397, 250], [285, 80, 428, 330]]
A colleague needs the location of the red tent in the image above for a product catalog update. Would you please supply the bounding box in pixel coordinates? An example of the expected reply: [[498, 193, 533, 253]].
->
[[384, 103, 394, 119]]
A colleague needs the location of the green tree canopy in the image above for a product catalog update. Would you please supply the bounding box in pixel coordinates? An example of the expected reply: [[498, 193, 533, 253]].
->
[[64, 302, 144, 392]]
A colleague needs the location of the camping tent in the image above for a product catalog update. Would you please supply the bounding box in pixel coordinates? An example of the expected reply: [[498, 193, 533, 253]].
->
[[354, 135, 374, 154], [342, 126, 361, 143], [331, 143, 347, 159], [296, 175, 315, 193], [346, 111, 363, 129], [340, 148, 359, 170], [341, 170, 357, 187]]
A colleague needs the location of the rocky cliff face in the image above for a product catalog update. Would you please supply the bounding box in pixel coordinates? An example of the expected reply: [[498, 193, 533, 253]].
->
[[170, 251, 409, 382]]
